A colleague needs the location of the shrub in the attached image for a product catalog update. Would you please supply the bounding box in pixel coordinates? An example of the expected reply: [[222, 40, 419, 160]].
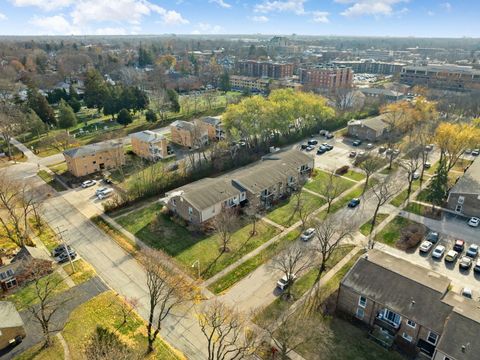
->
[[335, 165, 349, 175], [397, 224, 427, 250]]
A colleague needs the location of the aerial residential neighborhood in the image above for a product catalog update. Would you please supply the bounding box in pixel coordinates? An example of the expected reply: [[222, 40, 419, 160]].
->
[[1, 2, 480, 360]]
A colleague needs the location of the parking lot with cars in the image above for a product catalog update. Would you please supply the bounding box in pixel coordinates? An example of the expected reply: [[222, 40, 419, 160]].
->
[[62, 179, 116, 218]]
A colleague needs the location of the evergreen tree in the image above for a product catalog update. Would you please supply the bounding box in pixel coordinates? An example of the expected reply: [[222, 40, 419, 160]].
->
[[68, 97, 81, 113], [27, 88, 56, 126], [84, 68, 107, 109], [117, 108, 133, 127], [57, 99, 77, 129], [145, 109, 158, 122], [425, 156, 449, 209], [219, 72, 231, 92], [166, 89, 180, 113], [69, 84, 79, 100]]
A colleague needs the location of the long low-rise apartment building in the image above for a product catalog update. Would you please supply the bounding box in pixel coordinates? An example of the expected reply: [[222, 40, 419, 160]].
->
[[338, 249, 480, 359], [166, 149, 314, 224]]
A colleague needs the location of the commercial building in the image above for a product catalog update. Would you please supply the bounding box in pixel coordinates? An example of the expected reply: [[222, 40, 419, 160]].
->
[[130, 130, 173, 161], [447, 157, 480, 217], [337, 249, 480, 359], [299, 65, 353, 91], [236, 60, 294, 79], [359, 88, 406, 103], [333, 60, 405, 75], [0, 301, 26, 350], [400, 64, 480, 91], [64, 141, 125, 177], [166, 149, 313, 224], [347, 115, 390, 142]]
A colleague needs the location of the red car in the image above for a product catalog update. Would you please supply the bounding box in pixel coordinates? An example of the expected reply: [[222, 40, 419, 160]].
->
[[453, 240, 465, 253]]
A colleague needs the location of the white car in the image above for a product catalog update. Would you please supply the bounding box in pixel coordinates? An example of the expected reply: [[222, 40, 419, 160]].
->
[[81, 180, 96, 188], [468, 217, 480, 227], [97, 188, 114, 200], [300, 228, 315, 241], [366, 143, 374, 149], [412, 172, 420, 180], [419, 240, 433, 253], [432, 245, 446, 259], [95, 187, 109, 195], [276, 273, 297, 291]]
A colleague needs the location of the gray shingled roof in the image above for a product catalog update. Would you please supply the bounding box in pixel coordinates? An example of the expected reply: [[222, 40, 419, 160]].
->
[[171, 120, 196, 131], [167, 149, 313, 210], [449, 157, 480, 195], [342, 250, 452, 333], [130, 130, 165, 143], [0, 301, 24, 329], [349, 115, 390, 133], [63, 141, 123, 158], [201, 116, 221, 126]]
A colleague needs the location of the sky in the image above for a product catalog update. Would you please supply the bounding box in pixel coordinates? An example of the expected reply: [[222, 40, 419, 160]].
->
[[0, 0, 478, 37]]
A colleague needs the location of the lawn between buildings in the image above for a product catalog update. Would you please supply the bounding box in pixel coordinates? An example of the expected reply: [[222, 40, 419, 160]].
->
[[305, 169, 356, 195], [37, 170, 67, 192], [115, 202, 281, 279], [17, 291, 182, 360], [374, 216, 421, 247]]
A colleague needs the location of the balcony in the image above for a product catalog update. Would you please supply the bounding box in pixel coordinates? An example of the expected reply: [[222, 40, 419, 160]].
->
[[374, 312, 401, 335]]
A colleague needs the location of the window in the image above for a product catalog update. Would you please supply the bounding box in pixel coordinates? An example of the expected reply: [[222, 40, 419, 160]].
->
[[358, 296, 367, 308], [427, 331, 438, 345], [356, 307, 365, 319], [188, 207, 193, 215], [407, 320, 416, 328], [402, 332, 413, 342], [382, 309, 401, 326], [5, 278, 17, 289], [172, 199, 176, 206]]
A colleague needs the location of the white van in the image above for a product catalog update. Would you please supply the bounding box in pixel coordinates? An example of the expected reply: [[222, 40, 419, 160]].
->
[[97, 188, 114, 200]]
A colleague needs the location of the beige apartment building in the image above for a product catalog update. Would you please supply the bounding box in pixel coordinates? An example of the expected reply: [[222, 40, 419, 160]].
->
[[64, 141, 125, 177], [170, 120, 209, 148], [130, 130, 173, 161]]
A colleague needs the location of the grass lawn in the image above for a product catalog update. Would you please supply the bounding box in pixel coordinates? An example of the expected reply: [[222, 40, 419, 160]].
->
[[20, 291, 182, 360], [374, 216, 420, 247], [342, 170, 366, 182], [305, 170, 355, 195], [390, 180, 421, 207], [28, 218, 60, 252], [266, 191, 326, 227], [37, 170, 67, 192], [379, 162, 398, 175], [426, 161, 439, 175], [47, 162, 68, 176], [451, 158, 473, 172], [404, 202, 442, 219], [91, 216, 140, 256], [16, 336, 65, 360], [208, 229, 301, 294], [62, 259, 96, 286], [255, 245, 356, 326], [6, 272, 69, 310], [116, 203, 280, 279], [0, 230, 20, 257], [359, 213, 389, 236]]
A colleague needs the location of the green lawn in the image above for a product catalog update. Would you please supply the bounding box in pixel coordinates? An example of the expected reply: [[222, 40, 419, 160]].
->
[[359, 213, 389, 236], [374, 216, 420, 246], [208, 229, 301, 294], [37, 170, 67, 192], [379, 162, 398, 175], [342, 170, 366, 182], [116, 203, 280, 279], [19, 291, 182, 360], [305, 170, 355, 195], [255, 245, 356, 326], [63, 259, 97, 286], [6, 272, 69, 310], [404, 202, 442, 219], [91, 216, 140, 256], [266, 191, 326, 227], [47, 162, 68, 175], [28, 218, 60, 252], [390, 180, 421, 207]]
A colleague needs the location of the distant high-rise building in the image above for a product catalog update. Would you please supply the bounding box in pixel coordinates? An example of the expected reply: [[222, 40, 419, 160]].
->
[[299, 65, 353, 91], [236, 60, 294, 79]]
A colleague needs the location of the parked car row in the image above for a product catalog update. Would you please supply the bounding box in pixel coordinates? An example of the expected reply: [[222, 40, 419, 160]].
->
[[419, 233, 480, 273]]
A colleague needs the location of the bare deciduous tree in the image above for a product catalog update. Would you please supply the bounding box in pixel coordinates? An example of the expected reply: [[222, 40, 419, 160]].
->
[[213, 207, 239, 253], [0, 99, 24, 160], [142, 249, 199, 353], [356, 154, 384, 194], [271, 244, 314, 299], [84, 326, 140, 360], [399, 145, 422, 203], [318, 171, 344, 214], [368, 176, 399, 249], [197, 300, 262, 360], [39, 132, 78, 153], [289, 190, 313, 230]]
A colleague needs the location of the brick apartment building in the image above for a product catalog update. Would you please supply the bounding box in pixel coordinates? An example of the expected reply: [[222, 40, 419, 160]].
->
[[400, 64, 480, 91], [130, 130, 173, 161], [337, 249, 480, 359], [299, 65, 353, 91], [63, 141, 125, 177], [236, 60, 294, 79], [332, 60, 406, 75]]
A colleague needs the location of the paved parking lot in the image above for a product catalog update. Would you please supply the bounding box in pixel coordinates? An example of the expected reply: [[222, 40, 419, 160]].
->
[[62, 183, 116, 219]]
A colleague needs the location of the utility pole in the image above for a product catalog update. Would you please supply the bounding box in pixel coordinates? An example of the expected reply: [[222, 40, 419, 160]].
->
[[56, 226, 75, 273]]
